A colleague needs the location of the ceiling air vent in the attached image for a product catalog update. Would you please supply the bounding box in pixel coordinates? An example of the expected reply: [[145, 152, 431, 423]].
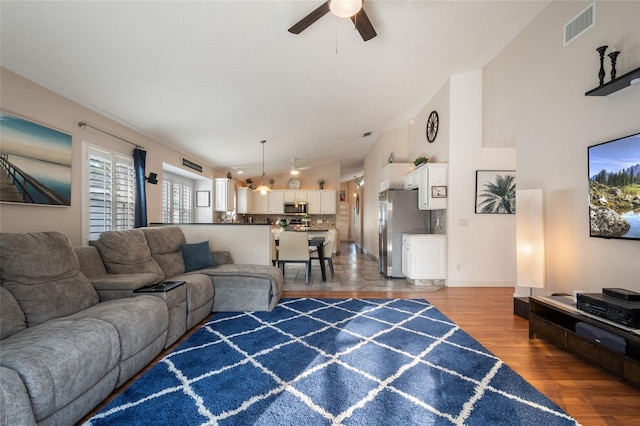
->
[[564, 2, 595, 46]]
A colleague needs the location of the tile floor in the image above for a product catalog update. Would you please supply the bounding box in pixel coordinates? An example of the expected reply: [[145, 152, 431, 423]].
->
[[281, 241, 444, 293]]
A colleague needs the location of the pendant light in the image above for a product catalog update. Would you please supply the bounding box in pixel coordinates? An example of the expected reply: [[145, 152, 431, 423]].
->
[[254, 140, 271, 195]]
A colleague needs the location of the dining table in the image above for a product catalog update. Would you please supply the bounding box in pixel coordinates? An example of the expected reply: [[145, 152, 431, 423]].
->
[[275, 235, 327, 281]]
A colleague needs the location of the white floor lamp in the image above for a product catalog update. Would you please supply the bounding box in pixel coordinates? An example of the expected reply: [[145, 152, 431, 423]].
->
[[516, 189, 545, 296]]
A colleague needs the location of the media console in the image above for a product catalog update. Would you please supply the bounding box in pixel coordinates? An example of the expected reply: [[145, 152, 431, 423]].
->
[[529, 296, 640, 387]]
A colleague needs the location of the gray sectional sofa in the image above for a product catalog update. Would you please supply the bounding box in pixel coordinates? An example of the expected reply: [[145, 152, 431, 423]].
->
[[0, 226, 283, 425]]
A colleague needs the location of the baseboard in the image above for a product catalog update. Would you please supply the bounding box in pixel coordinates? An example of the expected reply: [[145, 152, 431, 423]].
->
[[446, 280, 515, 287]]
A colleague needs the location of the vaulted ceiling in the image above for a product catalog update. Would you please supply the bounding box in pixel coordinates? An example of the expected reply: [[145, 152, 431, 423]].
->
[[1, 1, 549, 180]]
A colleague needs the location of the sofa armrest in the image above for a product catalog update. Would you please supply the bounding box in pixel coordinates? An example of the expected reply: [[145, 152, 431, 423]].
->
[[90, 273, 159, 302]]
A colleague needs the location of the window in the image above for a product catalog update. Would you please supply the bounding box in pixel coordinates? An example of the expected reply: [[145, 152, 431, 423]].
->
[[86, 145, 136, 241], [163, 172, 194, 223]]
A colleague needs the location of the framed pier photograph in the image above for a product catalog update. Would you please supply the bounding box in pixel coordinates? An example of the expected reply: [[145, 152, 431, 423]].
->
[[0, 111, 72, 206]]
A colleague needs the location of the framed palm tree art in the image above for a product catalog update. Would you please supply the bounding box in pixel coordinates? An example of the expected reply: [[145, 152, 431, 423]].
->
[[475, 170, 516, 214]]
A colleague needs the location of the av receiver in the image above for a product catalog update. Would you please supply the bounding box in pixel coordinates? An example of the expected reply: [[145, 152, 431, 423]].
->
[[576, 293, 640, 328]]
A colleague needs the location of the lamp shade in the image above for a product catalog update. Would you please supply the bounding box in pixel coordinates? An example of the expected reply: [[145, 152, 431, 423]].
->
[[329, 0, 363, 18], [255, 184, 270, 195], [516, 189, 545, 288]]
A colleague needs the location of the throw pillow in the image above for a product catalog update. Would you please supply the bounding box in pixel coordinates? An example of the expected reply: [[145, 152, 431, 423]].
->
[[180, 241, 215, 272]]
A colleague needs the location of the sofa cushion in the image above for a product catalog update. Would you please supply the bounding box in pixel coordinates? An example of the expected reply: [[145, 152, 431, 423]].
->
[[164, 272, 214, 329], [91, 229, 164, 279], [0, 318, 120, 423], [58, 296, 168, 386], [0, 232, 99, 327], [0, 287, 26, 339], [142, 226, 186, 277], [74, 245, 108, 279], [180, 241, 215, 272]]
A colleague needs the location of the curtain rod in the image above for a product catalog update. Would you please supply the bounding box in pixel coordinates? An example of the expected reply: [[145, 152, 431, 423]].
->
[[78, 121, 144, 150]]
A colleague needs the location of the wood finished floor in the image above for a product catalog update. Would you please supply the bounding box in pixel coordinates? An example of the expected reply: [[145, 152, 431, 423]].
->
[[80, 242, 639, 426]]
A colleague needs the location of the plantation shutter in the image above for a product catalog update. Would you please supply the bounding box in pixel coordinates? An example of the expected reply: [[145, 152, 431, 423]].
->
[[162, 172, 194, 223], [88, 146, 135, 240]]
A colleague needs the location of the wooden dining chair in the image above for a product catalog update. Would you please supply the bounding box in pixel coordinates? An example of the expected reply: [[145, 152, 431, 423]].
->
[[277, 231, 311, 283], [310, 234, 335, 278]]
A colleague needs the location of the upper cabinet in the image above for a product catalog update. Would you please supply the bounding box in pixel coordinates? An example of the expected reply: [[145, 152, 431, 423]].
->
[[403, 163, 448, 210], [245, 189, 335, 215], [214, 178, 235, 212], [267, 190, 284, 214], [251, 189, 283, 214], [252, 190, 269, 213], [236, 187, 252, 214], [308, 190, 336, 214], [283, 190, 307, 203], [380, 163, 413, 191]]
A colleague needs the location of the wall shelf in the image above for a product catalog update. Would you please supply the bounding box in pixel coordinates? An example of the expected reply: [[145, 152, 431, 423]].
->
[[585, 66, 640, 96]]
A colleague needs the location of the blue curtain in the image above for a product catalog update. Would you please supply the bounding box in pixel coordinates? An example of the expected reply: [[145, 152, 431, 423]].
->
[[133, 148, 148, 228]]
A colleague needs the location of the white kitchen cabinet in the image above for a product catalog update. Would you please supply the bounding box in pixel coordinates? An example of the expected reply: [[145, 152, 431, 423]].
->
[[402, 163, 448, 210], [320, 190, 336, 214], [267, 190, 284, 213], [307, 190, 336, 214], [236, 187, 252, 214], [403, 167, 420, 190], [283, 190, 307, 203], [252, 190, 269, 213], [252, 189, 283, 214], [418, 163, 447, 210], [380, 163, 412, 191], [214, 178, 235, 212], [306, 191, 320, 213], [402, 234, 446, 279]]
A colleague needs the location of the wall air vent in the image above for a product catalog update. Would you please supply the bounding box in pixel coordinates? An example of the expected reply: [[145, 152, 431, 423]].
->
[[564, 2, 595, 46]]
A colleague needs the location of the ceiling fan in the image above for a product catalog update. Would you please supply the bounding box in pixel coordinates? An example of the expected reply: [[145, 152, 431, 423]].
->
[[288, 0, 377, 42], [290, 158, 311, 175]]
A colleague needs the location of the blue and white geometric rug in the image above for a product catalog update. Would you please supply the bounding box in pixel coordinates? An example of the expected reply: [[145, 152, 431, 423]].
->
[[85, 298, 579, 425]]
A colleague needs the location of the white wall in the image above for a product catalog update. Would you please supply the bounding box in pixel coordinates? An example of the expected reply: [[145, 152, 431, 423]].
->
[[448, 70, 516, 286], [0, 68, 225, 245], [362, 125, 409, 257], [408, 80, 451, 164], [483, 1, 640, 295]]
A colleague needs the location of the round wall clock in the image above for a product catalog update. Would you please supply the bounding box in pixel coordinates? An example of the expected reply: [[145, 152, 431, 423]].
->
[[287, 178, 301, 189], [426, 110, 439, 143]]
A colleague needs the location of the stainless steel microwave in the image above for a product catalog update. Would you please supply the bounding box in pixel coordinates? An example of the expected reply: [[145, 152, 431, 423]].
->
[[283, 202, 308, 215]]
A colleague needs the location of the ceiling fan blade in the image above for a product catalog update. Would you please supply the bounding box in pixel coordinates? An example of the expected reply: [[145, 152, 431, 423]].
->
[[350, 8, 377, 41], [288, 1, 331, 34]]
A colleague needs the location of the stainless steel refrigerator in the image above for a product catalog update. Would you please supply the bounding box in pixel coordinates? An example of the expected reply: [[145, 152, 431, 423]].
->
[[379, 189, 429, 278]]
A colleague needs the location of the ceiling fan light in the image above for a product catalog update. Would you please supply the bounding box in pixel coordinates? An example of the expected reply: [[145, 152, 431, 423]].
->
[[330, 0, 363, 18], [290, 168, 300, 175]]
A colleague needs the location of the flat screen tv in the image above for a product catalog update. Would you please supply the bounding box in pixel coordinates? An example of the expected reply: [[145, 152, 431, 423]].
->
[[588, 132, 640, 240]]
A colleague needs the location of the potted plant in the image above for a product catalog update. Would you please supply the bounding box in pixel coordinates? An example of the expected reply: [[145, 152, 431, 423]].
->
[[414, 157, 428, 167], [317, 178, 325, 190]]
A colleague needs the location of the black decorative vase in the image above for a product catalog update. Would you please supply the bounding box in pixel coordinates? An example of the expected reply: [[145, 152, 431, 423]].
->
[[596, 45, 608, 86], [608, 51, 620, 81]]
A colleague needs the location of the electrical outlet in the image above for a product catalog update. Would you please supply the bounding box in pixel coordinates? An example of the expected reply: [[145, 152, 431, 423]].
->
[[456, 264, 461, 271]]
